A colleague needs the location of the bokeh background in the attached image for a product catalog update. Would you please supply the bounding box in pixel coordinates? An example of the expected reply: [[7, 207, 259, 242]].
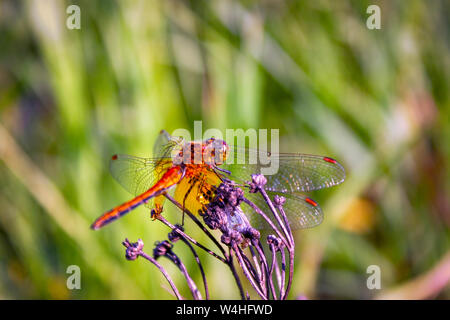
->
[[0, 0, 449, 299]]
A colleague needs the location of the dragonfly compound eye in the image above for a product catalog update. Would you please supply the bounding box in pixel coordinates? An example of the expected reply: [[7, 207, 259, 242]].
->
[[210, 139, 228, 165], [200, 138, 227, 165]]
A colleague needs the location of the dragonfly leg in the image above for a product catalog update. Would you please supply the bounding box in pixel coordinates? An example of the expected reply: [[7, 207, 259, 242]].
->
[[150, 201, 164, 220], [213, 165, 231, 175], [212, 166, 229, 183], [181, 177, 200, 226]]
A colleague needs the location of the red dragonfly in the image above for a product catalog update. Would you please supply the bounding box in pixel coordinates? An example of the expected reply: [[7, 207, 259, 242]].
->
[[91, 130, 345, 230]]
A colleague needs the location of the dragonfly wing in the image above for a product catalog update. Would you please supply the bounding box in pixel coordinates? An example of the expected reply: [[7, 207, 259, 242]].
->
[[109, 154, 173, 208], [153, 130, 184, 159], [241, 191, 323, 230], [222, 146, 345, 192], [153, 130, 171, 156]]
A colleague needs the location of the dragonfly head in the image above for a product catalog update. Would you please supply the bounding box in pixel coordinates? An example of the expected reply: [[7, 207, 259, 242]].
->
[[203, 138, 229, 166]]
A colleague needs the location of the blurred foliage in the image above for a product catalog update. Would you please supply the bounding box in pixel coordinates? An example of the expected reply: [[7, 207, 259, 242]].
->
[[0, 0, 449, 299]]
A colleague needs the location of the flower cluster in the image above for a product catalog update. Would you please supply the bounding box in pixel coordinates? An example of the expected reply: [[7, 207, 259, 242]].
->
[[122, 174, 295, 300]]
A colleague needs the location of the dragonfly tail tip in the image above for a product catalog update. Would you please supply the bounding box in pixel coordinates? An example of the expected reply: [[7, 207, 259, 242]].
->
[[90, 223, 100, 230]]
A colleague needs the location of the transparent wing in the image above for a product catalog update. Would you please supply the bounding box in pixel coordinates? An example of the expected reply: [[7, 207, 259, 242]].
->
[[109, 131, 184, 198], [222, 146, 346, 193], [109, 154, 173, 197], [153, 130, 172, 157], [153, 130, 184, 159], [242, 191, 323, 230]]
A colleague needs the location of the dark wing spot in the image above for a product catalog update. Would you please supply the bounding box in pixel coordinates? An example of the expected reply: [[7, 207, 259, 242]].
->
[[323, 157, 337, 164], [305, 197, 318, 207]]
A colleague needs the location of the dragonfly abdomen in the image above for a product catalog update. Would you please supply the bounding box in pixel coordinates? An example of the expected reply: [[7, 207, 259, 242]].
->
[[91, 166, 184, 229]]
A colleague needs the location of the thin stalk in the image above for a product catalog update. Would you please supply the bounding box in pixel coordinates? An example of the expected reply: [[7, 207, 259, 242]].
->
[[179, 237, 210, 300], [164, 193, 226, 257], [157, 215, 226, 263]]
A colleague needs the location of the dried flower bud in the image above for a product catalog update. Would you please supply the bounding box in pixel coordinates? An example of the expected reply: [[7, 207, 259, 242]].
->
[[273, 195, 286, 206], [123, 238, 144, 261], [267, 235, 278, 245], [221, 230, 243, 246], [243, 227, 260, 242], [252, 174, 267, 187], [267, 235, 285, 251], [203, 206, 226, 230], [249, 174, 267, 193], [168, 225, 184, 242], [153, 240, 173, 259], [221, 233, 232, 245]]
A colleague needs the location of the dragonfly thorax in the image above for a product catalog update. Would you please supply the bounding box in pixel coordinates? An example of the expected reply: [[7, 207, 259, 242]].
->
[[173, 138, 229, 166]]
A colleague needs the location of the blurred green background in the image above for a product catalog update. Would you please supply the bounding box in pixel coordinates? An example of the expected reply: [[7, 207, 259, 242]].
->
[[0, 0, 449, 299]]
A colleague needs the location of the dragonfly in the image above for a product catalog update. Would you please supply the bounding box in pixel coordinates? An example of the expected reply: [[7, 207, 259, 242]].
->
[[91, 130, 345, 231]]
